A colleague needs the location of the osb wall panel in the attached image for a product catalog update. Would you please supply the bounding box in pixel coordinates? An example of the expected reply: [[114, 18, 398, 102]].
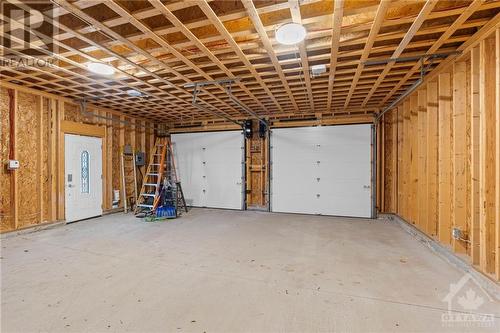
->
[[0, 88, 11, 230], [64, 102, 93, 124], [17, 92, 39, 228], [382, 39, 499, 280]]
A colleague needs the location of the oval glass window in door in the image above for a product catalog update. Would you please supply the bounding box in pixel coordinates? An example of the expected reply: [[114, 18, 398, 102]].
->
[[81, 150, 90, 193]]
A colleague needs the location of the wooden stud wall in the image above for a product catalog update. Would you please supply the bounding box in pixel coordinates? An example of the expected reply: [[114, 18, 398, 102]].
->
[[245, 120, 268, 209], [381, 30, 500, 281], [0, 83, 155, 233]]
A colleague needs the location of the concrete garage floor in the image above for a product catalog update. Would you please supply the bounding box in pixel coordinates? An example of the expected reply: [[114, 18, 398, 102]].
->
[[1, 209, 499, 332]]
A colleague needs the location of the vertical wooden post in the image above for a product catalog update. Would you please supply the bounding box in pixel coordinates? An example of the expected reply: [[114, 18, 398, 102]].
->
[[470, 46, 481, 265], [453, 61, 468, 253], [402, 100, 411, 220], [140, 120, 146, 179], [48, 98, 57, 221], [106, 112, 113, 210], [438, 72, 453, 245], [57, 99, 65, 221], [409, 94, 419, 225], [427, 79, 439, 238], [37, 95, 44, 223], [381, 115, 385, 212], [417, 89, 428, 233], [130, 118, 136, 198], [397, 106, 403, 215], [99, 110, 108, 212], [495, 28, 500, 280], [8, 89, 18, 230], [400, 106, 406, 217], [479, 37, 496, 274], [119, 116, 125, 208], [390, 109, 398, 213]]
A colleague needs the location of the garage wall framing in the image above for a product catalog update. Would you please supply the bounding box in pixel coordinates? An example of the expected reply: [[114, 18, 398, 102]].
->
[[0, 83, 156, 233], [381, 29, 500, 281]]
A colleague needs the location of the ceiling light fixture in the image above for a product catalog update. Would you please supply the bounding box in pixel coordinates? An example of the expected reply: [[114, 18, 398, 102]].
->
[[87, 62, 115, 76], [126, 89, 142, 97], [275, 22, 306, 45]]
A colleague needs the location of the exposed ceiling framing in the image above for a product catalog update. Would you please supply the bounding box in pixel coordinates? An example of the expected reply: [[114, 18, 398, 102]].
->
[[1, 0, 499, 127]]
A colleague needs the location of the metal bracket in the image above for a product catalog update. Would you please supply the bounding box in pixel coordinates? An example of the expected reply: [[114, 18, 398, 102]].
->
[[75, 97, 159, 131], [363, 51, 461, 67], [187, 78, 268, 128], [188, 81, 242, 127], [374, 51, 462, 122]]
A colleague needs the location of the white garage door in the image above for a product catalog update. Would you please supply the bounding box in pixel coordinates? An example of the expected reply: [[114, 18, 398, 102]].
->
[[271, 124, 373, 218], [172, 131, 244, 210]]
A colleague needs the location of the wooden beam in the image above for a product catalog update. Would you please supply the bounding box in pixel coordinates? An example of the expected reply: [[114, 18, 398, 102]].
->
[[397, 106, 403, 215], [149, 0, 268, 113], [417, 88, 427, 232], [57, 99, 65, 221], [438, 72, 452, 245], [61, 120, 106, 138], [119, 116, 125, 209], [52, 0, 240, 120], [37, 95, 44, 223], [391, 108, 398, 212], [379, 0, 485, 108], [362, 0, 439, 107], [470, 46, 481, 265], [8, 89, 18, 230], [452, 61, 468, 253], [479, 37, 496, 274], [496, 28, 500, 281], [242, 0, 299, 111], [426, 79, 439, 238], [103, 0, 244, 116], [106, 112, 113, 210], [402, 100, 411, 220], [343, 0, 390, 108], [326, 0, 344, 112], [48, 98, 57, 222], [289, 0, 314, 111], [197, 0, 284, 113], [409, 94, 419, 225]]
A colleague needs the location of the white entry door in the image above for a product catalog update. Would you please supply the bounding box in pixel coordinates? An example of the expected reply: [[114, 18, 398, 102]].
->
[[271, 124, 373, 218], [65, 134, 103, 222], [171, 131, 244, 210]]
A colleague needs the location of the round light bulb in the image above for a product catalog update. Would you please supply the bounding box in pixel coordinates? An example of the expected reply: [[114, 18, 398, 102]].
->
[[275, 23, 306, 45], [87, 62, 115, 76], [126, 89, 142, 97]]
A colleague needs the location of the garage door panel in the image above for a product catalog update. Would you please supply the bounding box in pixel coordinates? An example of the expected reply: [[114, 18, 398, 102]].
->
[[172, 131, 243, 210], [271, 192, 320, 215], [271, 124, 372, 218]]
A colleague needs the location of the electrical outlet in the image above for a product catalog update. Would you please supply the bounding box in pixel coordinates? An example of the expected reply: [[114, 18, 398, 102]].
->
[[7, 160, 19, 170], [452, 227, 462, 240]]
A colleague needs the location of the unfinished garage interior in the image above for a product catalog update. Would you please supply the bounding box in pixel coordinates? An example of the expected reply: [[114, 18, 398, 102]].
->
[[1, 0, 500, 331]]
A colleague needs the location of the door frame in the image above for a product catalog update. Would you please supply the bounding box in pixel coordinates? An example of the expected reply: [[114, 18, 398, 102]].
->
[[60, 121, 106, 221]]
